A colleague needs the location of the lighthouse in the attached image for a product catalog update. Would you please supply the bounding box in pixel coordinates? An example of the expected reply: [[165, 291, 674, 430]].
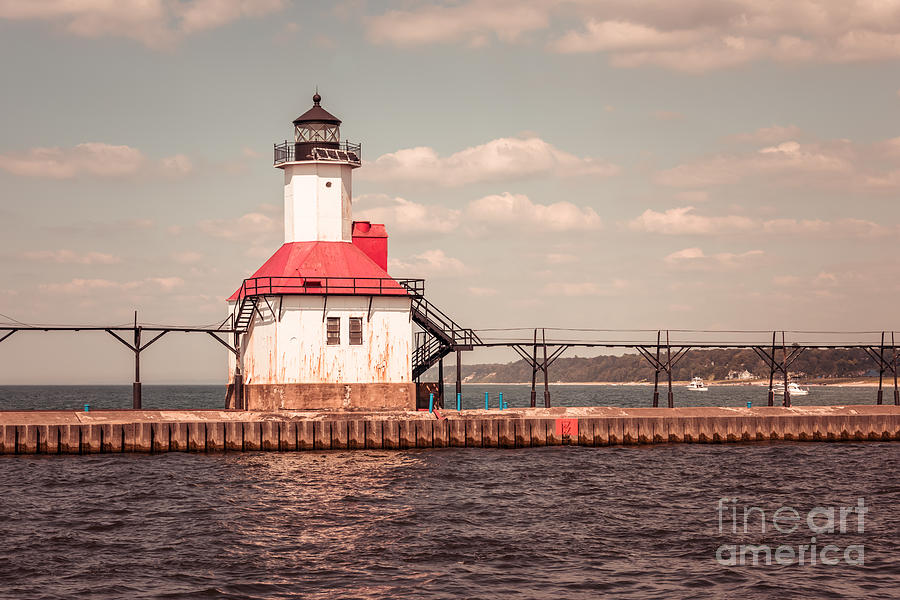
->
[[226, 94, 416, 411]]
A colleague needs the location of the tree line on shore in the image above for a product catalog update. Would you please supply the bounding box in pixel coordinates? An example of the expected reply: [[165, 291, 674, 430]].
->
[[453, 348, 884, 383]]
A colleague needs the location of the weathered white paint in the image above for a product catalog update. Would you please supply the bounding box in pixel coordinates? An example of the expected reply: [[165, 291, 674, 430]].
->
[[281, 161, 353, 243], [228, 295, 412, 385]]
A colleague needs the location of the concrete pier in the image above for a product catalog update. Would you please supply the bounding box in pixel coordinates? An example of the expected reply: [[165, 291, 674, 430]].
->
[[0, 406, 898, 455]]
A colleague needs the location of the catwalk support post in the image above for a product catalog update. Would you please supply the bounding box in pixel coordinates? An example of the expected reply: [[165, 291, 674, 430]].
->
[[894, 332, 899, 406], [782, 331, 790, 408], [104, 311, 168, 411], [455, 350, 462, 405], [768, 331, 776, 407], [666, 331, 674, 408], [877, 331, 885, 405], [542, 329, 551, 408], [133, 317, 141, 409], [652, 330, 661, 408], [530, 329, 538, 408], [438, 357, 445, 410]]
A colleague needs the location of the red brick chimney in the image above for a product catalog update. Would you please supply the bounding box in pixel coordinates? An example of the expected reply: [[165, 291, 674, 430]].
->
[[351, 221, 388, 271]]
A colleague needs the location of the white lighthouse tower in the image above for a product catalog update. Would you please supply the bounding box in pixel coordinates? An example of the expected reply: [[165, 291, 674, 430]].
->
[[226, 94, 416, 411]]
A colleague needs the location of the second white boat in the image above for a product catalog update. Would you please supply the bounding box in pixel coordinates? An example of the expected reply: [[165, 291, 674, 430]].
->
[[686, 377, 708, 391]]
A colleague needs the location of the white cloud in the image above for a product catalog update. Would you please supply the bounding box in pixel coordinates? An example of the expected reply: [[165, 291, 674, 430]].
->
[[388, 250, 468, 277], [628, 206, 755, 235], [545, 253, 578, 264], [0, 143, 196, 179], [363, 1, 900, 72], [772, 271, 840, 289], [198, 210, 280, 241], [629, 206, 891, 237], [365, 0, 549, 47], [354, 194, 460, 234], [160, 154, 193, 176], [664, 247, 706, 262], [554, 3, 900, 71], [171, 251, 204, 264], [353, 192, 602, 235], [468, 286, 499, 297], [361, 136, 618, 187], [759, 218, 888, 237], [40, 276, 184, 295], [176, 0, 283, 34], [541, 279, 628, 297], [20, 249, 121, 265], [664, 247, 764, 269], [773, 275, 801, 287], [659, 132, 900, 191], [655, 139, 855, 188], [0, 0, 285, 49], [551, 22, 769, 72], [727, 125, 804, 144], [47, 219, 155, 238], [0, 143, 145, 178], [674, 190, 709, 203], [466, 192, 602, 232], [553, 20, 705, 53]]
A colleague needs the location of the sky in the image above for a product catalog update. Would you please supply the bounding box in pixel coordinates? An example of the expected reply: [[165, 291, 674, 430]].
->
[[1, 0, 899, 384]]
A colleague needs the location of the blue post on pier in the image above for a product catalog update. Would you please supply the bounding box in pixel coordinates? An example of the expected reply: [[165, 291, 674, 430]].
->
[[457, 392, 461, 411], [428, 393, 434, 413], [499, 392, 504, 410], [484, 392, 489, 410]]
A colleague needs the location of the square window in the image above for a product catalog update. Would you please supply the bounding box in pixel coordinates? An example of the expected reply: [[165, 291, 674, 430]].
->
[[326, 317, 340, 345], [349, 317, 363, 345]]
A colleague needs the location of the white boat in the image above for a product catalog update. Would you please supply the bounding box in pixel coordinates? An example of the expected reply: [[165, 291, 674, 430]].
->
[[686, 377, 708, 391], [774, 382, 809, 396]]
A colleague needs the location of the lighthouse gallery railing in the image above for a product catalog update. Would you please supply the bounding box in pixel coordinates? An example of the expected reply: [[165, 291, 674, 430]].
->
[[236, 276, 423, 299], [274, 140, 362, 166]]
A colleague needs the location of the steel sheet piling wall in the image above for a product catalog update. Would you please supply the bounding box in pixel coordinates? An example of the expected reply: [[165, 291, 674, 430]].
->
[[1, 409, 899, 455]]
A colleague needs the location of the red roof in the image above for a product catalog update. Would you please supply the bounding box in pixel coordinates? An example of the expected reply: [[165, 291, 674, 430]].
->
[[228, 241, 405, 301]]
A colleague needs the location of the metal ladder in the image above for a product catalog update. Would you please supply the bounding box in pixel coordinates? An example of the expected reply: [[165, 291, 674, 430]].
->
[[233, 296, 258, 333]]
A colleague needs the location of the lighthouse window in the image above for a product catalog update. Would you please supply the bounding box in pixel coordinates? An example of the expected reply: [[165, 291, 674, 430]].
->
[[326, 317, 340, 345], [349, 317, 363, 345], [295, 123, 340, 143]]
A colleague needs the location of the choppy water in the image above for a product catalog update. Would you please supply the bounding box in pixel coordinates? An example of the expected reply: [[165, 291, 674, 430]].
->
[[0, 444, 898, 598], [0, 383, 887, 411]]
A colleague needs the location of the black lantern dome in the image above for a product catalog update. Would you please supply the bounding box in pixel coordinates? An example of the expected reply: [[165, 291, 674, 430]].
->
[[274, 93, 361, 166], [292, 94, 341, 158]]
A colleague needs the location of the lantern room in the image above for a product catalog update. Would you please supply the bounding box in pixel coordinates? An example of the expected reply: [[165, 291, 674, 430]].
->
[[292, 92, 341, 160]]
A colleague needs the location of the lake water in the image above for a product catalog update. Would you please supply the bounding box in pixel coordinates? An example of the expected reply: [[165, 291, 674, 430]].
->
[[0, 443, 897, 598], [0, 383, 887, 411], [1, 385, 897, 598]]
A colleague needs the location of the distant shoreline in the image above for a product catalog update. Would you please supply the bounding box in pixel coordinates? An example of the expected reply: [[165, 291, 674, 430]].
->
[[464, 379, 889, 388]]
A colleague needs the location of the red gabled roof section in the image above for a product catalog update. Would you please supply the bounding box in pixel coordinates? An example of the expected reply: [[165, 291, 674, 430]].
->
[[228, 241, 405, 301]]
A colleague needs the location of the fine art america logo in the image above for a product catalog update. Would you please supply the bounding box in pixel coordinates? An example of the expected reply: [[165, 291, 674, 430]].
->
[[715, 498, 867, 566]]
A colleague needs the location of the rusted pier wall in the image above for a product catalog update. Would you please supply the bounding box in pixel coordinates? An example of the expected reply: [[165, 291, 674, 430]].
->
[[0, 407, 898, 455]]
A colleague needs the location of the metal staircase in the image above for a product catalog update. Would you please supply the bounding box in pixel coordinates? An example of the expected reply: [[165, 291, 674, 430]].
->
[[233, 296, 258, 333], [411, 332, 453, 380], [398, 280, 480, 379]]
